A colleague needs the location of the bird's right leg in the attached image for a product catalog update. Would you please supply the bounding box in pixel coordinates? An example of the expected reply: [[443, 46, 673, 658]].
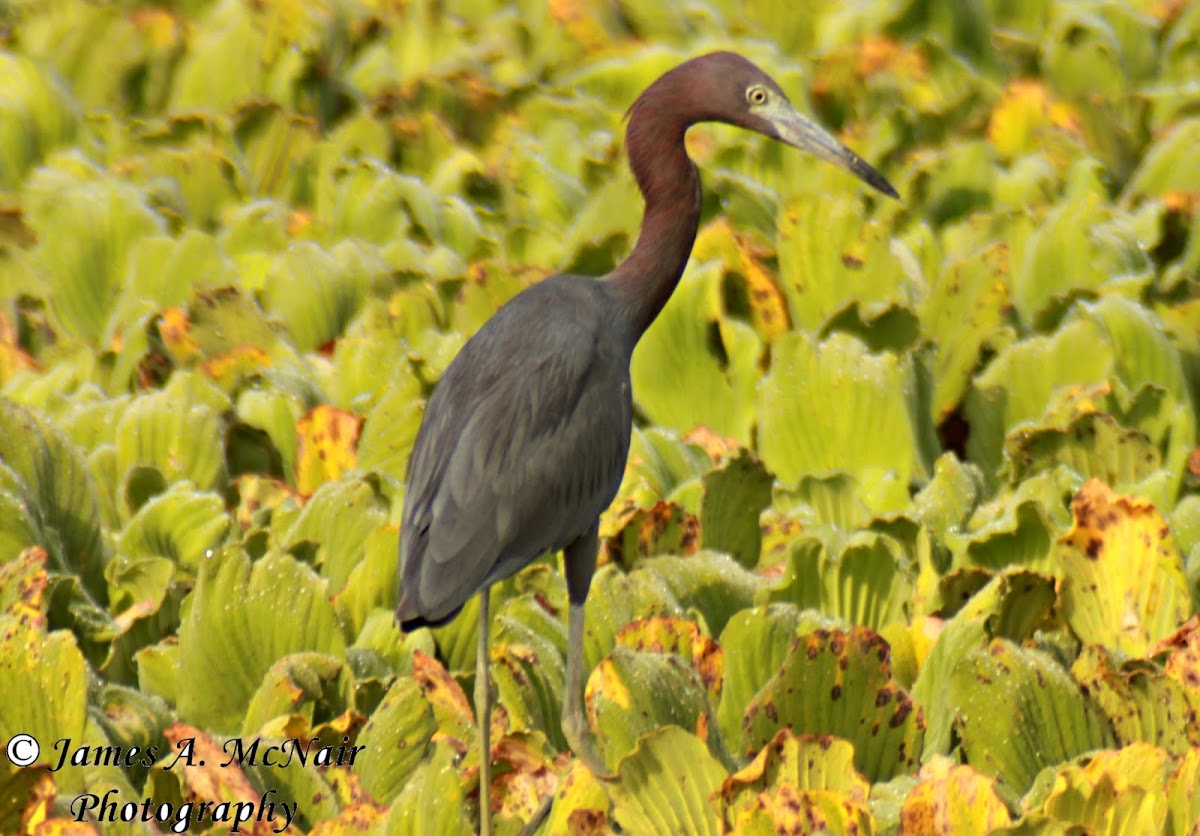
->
[[476, 586, 492, 836], [561, 528, 609, 778]]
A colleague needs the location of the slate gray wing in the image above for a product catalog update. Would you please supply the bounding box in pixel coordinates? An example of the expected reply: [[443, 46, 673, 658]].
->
[[396, 279, 632, 627]]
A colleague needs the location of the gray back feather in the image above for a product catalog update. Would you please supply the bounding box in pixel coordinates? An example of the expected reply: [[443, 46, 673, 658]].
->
[[397, 275, 633, 625]]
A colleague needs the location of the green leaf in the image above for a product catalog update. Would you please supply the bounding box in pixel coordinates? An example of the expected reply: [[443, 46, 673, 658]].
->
[[491, 607, 567, 749], [921, 241, 1011, 418], [716, 603, 809, 758], [1013, 191, 1152, 328], [169, 0, 267, 110], [965, 320, 1114, 482], [581, 564, 684, 673], [1005, 411, 1162, 488], [115, 388, 227, 510], [107, 231, 236, 341], [775, 470, 910, 531], [759, 332, 921, 485], [25, 159, 164, 341], [945, 469, 1074, 573], [136, 640, 181, 709], [742, 627, 925, 782], [1072, 647, 1200, 754], [0, 52, 77, 190], [776, 192, 910, 332], [177, 548, 346, 731], [260, 241, 380, 353], [608, 725, 727, 836], [333, 527, 401, 641], [913, 570, 1059, 759], [913, 453, 983, 541], [353, 676, 436, 804], [949, 639, 1115, 795], [115, 484, 230, 573], [278, 476, 389, 593], [770, 533, 913, 630], [356, 382, 425, 486], [1083, 296, 1193, 412], [589, 644, 714, 771], [700, 450, 773, 569], [1124, 118, 1200, 199], [381, 742, 472, 835], [235, 387, 303, 481], [241, 652, 355, 737], [636, 552, 762, 640], [0, 611, 89, 794], [632, 262, 762, 444], [0, 399, 108, 600], [233, 103, 317, 198], [180, 286, 295, 362]]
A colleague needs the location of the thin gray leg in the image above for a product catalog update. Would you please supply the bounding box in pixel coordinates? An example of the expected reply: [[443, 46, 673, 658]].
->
[[476, 587, 492, 836], [560, 528, 609, 777]]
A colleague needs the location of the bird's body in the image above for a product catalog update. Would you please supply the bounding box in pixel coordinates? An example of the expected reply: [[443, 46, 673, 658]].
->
[[397, 274, 633, 626], [395, 50, 896, 836]]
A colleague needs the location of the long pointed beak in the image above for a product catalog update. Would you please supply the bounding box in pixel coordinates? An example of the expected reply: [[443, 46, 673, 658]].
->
[[770, 106, 898, 199]]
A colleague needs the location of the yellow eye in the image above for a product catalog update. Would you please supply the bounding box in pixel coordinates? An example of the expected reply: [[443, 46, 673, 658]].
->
[[747, 85, 768, 105]]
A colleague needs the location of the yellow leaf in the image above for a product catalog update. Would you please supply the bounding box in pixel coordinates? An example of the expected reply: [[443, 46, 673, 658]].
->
[[542, 761, 611, 835], [586, 658, 631, 711], [1154, 614, 1200, 697], [232, 474, 297, 529], [615, 616, 724, 699], [718, 730, 872, 835], [899, 755, 1012, 835], [307, 803, 385, 835], [130, 7, 180, 50], [0, 546, 49, 616], [854, 36, 928, 81], [694, 219, 789, 340], [1057, 479, 1191, 658], [199, 345, 272, 388], [491, 734, 561, 822], [160, 724, 285, 835], [158, 307, 200, 363], [412, 649, 475, 753], [987, 80, 1081, 161], [1038, 744, 1171, 831], [294, 405, 363, 496]]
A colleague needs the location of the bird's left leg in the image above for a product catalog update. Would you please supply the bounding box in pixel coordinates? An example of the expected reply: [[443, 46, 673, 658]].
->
[[476, 586, 493, 836], [560, 527, 609, 778], [516, 532, 609, 836]]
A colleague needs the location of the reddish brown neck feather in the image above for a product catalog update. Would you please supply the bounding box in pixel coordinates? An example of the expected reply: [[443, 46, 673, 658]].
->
[[606, 73, 705, 338]]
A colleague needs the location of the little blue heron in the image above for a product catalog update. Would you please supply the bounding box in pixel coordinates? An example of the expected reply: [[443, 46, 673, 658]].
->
[[396, 51, 896, 834]]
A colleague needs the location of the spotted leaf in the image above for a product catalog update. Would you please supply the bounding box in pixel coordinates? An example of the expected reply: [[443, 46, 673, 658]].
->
[[741, 626, 925, 782], [294, 406, 364, 496], [717, 731, 872, 835], [1057, 479, 1191, 657]]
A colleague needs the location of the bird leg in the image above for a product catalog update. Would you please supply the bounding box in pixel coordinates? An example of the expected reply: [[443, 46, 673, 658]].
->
[[476, 586, 492, 836], [560, 529, 611, 779], [561, 600, 609, 777]]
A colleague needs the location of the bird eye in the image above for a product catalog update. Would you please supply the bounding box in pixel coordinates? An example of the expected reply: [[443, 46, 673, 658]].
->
[[746, 85, 769, 105]]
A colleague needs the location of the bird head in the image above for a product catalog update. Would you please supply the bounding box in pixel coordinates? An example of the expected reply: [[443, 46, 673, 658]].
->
[[676, 51, 898, 198]]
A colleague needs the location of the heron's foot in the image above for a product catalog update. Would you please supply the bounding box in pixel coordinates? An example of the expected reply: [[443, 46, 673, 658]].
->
[[562, 708, 612, 780]]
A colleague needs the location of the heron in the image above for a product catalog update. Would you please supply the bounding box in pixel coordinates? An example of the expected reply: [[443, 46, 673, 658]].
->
[[395, 51, 897, 833]]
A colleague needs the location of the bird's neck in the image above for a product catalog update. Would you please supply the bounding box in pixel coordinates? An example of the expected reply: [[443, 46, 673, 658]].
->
[[605, 111, 702, 339]]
